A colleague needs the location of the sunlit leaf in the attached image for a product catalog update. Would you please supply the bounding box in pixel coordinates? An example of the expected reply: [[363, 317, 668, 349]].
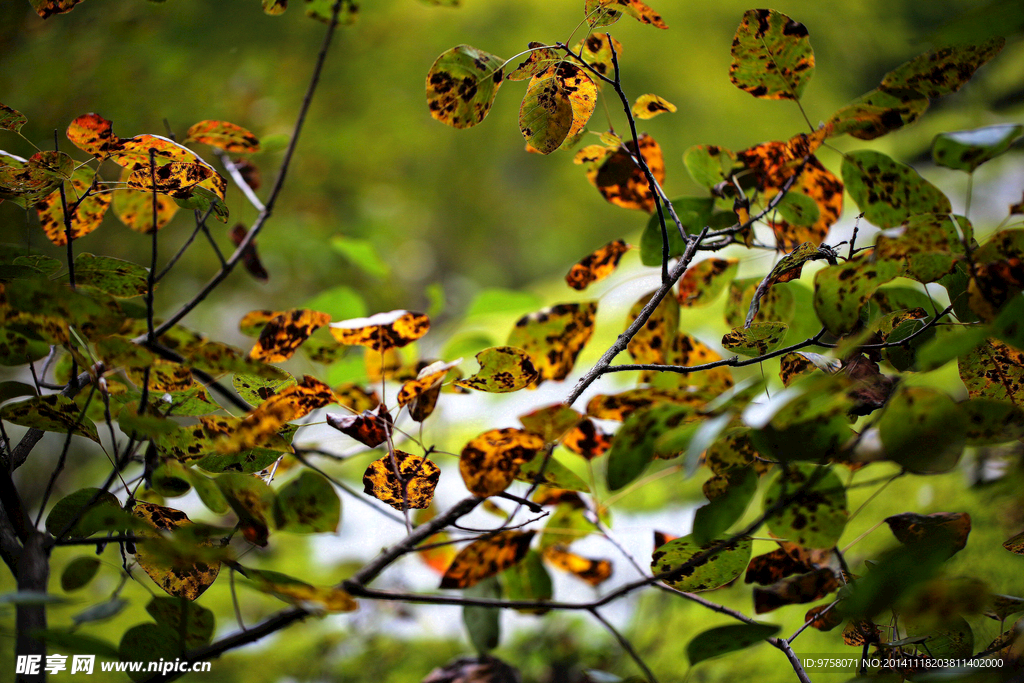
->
[[669, 333, 735, 394], [0, 394, 99, 442], [813, 256, 899, 336], [274, 470, 340, 533], [724, 277, 795, 329], [721, 322, 788, 357], [506, 42, 561, 81], [632, 93, 676, 119], [218, 375, 335, 453], [516, 452, 590, 492], [113, 169, 179, 234], [542, 545, 612, 586], [827, 87, 930, 141], [111, 133, 225, 201], [729, 9, 814, 100], [507, 302, 597, 385], [66, 113, 119, 161], [737, 133, 822, 191], [132, 502, 221, 600], [185, 120, 261, 153], [841, 150, 951, 228], [363, 450, 440, 510], [426, 45, 505, 129], [596, 0, 667, 29], [586, 386, 707, 421], [330, 309, 429, 352], [626, 288, 678, 371], [0, 151, 74, 208], [519, 403, 582, 443], [562, 418, 612, 459], [0, 103, 27, 132], [519, 62, 598, 155], [451, 346, 538, 394], [440, 530, 535, 589], [651, 534, 752, 592], [126, 161, 214, 195], [878, 386, 966, 473], [237, 566, 357, 612], [584, 0, 621, 28], [587, 133, 665, 213], [763, 464, 847, 549], [397, 359, 460, 407], [460, 428, 545, 497], [174, 186, 228, 223], [565, 239, 630, 290], [249, 309, 331, 362], [676, 258, 738, 308], [880, 37, 1004, 99], [572, 33, 623, 81]]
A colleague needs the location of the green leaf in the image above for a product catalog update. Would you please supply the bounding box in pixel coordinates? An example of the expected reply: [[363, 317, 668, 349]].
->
[[683, 145, 736, 188], [650, 534, 752, 592], [519, 63, 598, 154], [500, 550, 552, 613], [0, 394, 99, 442], [455, 346, 539, 393], [841, 150, 951, 229], [763, 464, 847, 549], [606, 404, 695, 490], [119, 624, 182, 681], [812, 258, 899, 336], [146, 596, 215, 649], [73, 253, 150, 298], [462, 576, 501, 653], [61, 556, 100, 592], [639, 197, 714, 267], [878, 386, 966, 473], [515, 452, 590, 492], [880, 37, 1004, 99], [933, 124, 1023, 173], [426, 45, 505, 129], [915, 325, 987, 371], [195, 448, 282, 474], [0, 327, 52, 366], [841, 543, 949, 620], [874, 213, 971, 283], [721, 322, 788, 357], [215, 472, 275, 546], [0, 102, 27, 132], [45, 488, 131, 539], [729, 9, 815, 101], [692, 468, 757, 546], [30, 630, 119, 660], [329, 236, 389, 278], [827, 86, 930, 140], [959, 339, 1024, 403], [273, 470, 341, 533], [0, 380, 37, 404], [232, 372, 296, 406], [687, 623, 781, 665], [173, 186, 229, 223], [993, 294, 1024, 351]]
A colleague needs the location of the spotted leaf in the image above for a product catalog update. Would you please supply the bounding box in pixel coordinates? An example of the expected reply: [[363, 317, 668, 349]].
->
[[273, 470, 340, 533], [651, 534, 752, 592], [763, 464, 847, 549], [237, 566, 357, 612], [595, 0, 667, 29], [878, 386, 966, 474], [66, 113, 119, 160], [632, 93, 676, 119], [506, 43, 561, 81], [34, 168, 112, 246], [586, 386, 707, 421], [769, 157, 843, 249], [875, 213, 971, 283], [841, 150, 951, 229], [184, 120, 261, 154], [626, 288, 679, 372], [0, 151, 74, 207], [813, 256, 900, 336], [754, 568, 840, 614], [426, 45, 505, 129], [729, 9, 814, 100], [329, 309, 429, 352], [113, 168, 179, 234], [218, 375, 335, 453], [542, 545, 612, 586], [881, 37, 1004, 99], [363, 450, 441, 510], [397, 359, 460, 407], [677, 258, 738, 307], [0, 394, 99, 443], [249, 309, 331, 362], [229, 224, 269, 281], [572, 33, 623, 81], [737, 132, 822, 192], [885, 512, 971, 557], [827, 87, 930, 141], [519, 62, 598, 155], [456, 346, 539, 393], [0, 103, 26, 132], [507, 302, 597, 385], [459, 428, 545, 497], [519, 403, 582, 443], [132, 502, 221, 600], [721, 322, 788, 357], [565, 239, 630, 290], [587, 133, 665, 213], [561, 418, 611, 460], [440, 530, 535, 589], [215, 473, 275, 547], [326, 404, 392, 448]]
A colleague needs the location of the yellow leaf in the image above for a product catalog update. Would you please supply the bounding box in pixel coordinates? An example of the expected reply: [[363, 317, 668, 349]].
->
[[460, 428, 545, 497], [362, 450, 441, 510], [440, 530, 535, 589], [632, 94, 677, 119], [329, 309, 430, 352]]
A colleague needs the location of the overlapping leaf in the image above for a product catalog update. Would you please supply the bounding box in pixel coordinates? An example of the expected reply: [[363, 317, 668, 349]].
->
[[185, 120, 261, 153], [561, 418, 612, 459], [722, 322, 788, 357], [683, 145, 737, 188], [519, 62, 598, 155], [34, 167, 111, 246], [584, 134, 665, 213], [440, 530, 535, 589], [573, 33, 623, 80], [651, 534, 752, 592], [113, 168, 179, 234], [875, 213, 970, 283], [249, 309, 332, 362], [218, 375, 335, 453], [132, 502, 221, 600], [506, 43, 561, 81], [626, 289, 678, 369], [729, 9, 814, 100], [827, 87, 930, 140], [813, 257, 899, 336], [330, 309, 429, 351], [0, 394, 99, 442], [677, 258, 738, 308], [737, 132, 822, 191], [519, 403, 582, 442], [426, 45, 505, 129], [593, 0, 667, 29], [769, 157, 843, 248], [841, 150, 951, 228], [397, 359, 460, 407], [507, 302, 597, 384], [460, 428, 545, 497]]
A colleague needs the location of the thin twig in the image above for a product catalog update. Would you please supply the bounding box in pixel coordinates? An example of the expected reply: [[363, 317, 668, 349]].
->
[[589, 607, 660, 683]]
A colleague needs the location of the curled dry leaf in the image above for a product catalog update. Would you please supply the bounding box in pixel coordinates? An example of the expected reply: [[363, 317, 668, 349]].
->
[[459, 428, 545, 497], [326, 404, 392, 448], [440, 530, 535, 589], [230, 224, 269, 282], [249, 309, 331, 362], [397, 359, 461, 407], [363, 450, 441, 510], [330, 309, 430, 352]]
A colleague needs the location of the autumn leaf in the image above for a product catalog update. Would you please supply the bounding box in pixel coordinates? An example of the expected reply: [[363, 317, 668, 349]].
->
[[440, 530, 535, 589], [507, 302, 597, 384], [519, 62, 598, 155], [587, 133, 665, 213], [0, 102, 27, 132], [880, 37, 1004, 99], [31, 0, 87, 19], [218, 375, 335, 453], [572, 33, 623, 81], [459, 428, 545, 497], [729, 9, 814, 100], [0, 151, 74, 207], [768, 157, 844, 248], [813, 256, 899, 336], [329, 310, 430, 351], [35, 167, 112, 246], [763, 464, 848, 549], [125, 161, 214, 195], [651, 535, 752, 592], [455, 346, 539, 393], [67, 113, 119, 160], [721, 322, 788, 357], [505, 42, 561, 81], [113, 168, 179, 234], [885, 512, 971, 557], [753, 569, 839, 614], [132, 502, 221, 600], [541, 545, 612, 586], [362, 450, 441, 510], [594, 0, 667, 29], [561, 418, 612, 459], [632, 94, 676, 119], [585, 386, 707, 421], [518, 403, 582, 443], [237, 566, 357, 612], [229, 224, 269, 282], [677, 258, 738, 307], [397, 359, 460, 407], [326, 404, 392, 447], [565, 239, 630, 290], [827, 87, 930, 141], [185, 120, 261, 153], [736, 132, 822, 191], [426, 45, 505, 129], [249, 309, 332, 362]]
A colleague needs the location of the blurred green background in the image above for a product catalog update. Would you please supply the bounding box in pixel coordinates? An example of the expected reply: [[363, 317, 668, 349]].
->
[[2, 0, 1023, 681]]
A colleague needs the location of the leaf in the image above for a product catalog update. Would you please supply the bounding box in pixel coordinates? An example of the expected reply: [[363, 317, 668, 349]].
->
[[651, 534, 752, 592], [985, 595, 1024, 621], [606, 404, 696, 490], [676, 258, 738, 308], [111, 134, 225, 201], [763, 464, 847, 549], [463, 577, 501, 653], [515, 452, 590, 492], [31, 0, 86, 18], [753, 568, 840, 614], [229, 224, 269, 281], [584, 0, 622, 28], [586, 386, 706, 421], [218, 375, 334, 454], [232, 372, 296, 406], [426, 45, 505, 129], [721, 322, 788, 357], [237, 566, 357, 612], [745, 548, 820, 586], [770, 157, 844, 249], [519, 62, 598, 155], [686, 623, 780, 666], [506, 43, 561, 81], [73, 253, 149, 298], [500, 550, 552, 613], [1005, 530, 1024, 555], [146, 597, 215, 649], [879, 386, 966, 474], [460, 428, 545, 497], [670, 333, 735, 394], [639, 196, 716, 266], [692, 468, 757, 546], [263, 0, 287, 14], [885, 512, 971, 557], [215, 473, 275, 547], [737, 133, 823, 191], [132, 502, 221, 600], [31, 630, 119, 659], [880, 37, 1004, 99], [562, 419, 612, 459], [45, 488, 125, 539], [0, 327, 51, 366], [326, 404, 392, 447], [113, 172, 179, 233], [362, 450, 441, 510], [519, 403, 582, 443], [60, 557, 98, 594], [0, 394, 98, 442], [249, 309, 332, 362], [597, 0, 667, 29], [827, 87, 930, 141], [841, 150, 951, 228], [683, 145, 737, 188], [565, 239, 630, 290], [329, 309, 429, 351], [66, 113, 119, 160], [174, 186, 228, 223], [729, 9, 814, 100], [507, 302, 597, 384], [541, 545, 612, 586], [588, 134, 665, 213], [125, 161, 214, 195], [274, 470, 340, 532], [0, 151, 72, 207], [813, 257, 899, 336], [632, 94, 676, 119], [626, 289, 679, 370], [959, 398, 1024, 445], [0, 103, 27, 132], [933, 123, 1024, 173], [329, 236, 389, 279], [185, 120, 261, 153], [440, 530, 535, 589], [119, 624, 180, 680], [397, 359, 460, 407], [875, 213, 971, 283], [572, 33, 623, 81]]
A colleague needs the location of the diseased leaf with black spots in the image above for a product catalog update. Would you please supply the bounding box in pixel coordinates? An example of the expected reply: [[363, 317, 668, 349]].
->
[[779, 352, 835, 387], [737, 133, 822, 192], [584, 0, 621, 29], [215, 473, 274, 547], [506, 43, 561, 81], [881, 37, 1004, 99], [669, 333, 734, 394], [0, 394, 99, 443], [218, 375, 335, 453], [126, 161, 214, 195], [875, 213, 970, 283], [753, 568, 840, 613], [72, 253, 148, 298], [693, 468, 757, 545], [763, 464, 848, 549], [626, 289, 678, 372], [878, 386, 966, 474], [327, 404, 392, 447], [805, 604, 843, 631], [565, 239, 630, 290], [677, 258, 738, 307], [110, 134, 226, 201], [561, 418, 612, 459], [332, 383, 380, 412], [1004, 531, 1024, 555], [730, 9, 814, 100], [959, 398, 1024, 445], [185, 120, 261, 154], [456, 346, 538, 393], [249, 309, 331, 362], [362, 450, 440, 510], [330, 309, 429, 352], [515, 451, 590, 492], [519, 403, 582, 443], [31, 0, 87, 18], [632, 93, 676, 119], [397, 359, 460, 407], [426, 45, 505, 129], [842, 619, 880, 646], [721, 322, 788, 357], [66, 113, 119, 160], [769, 158, 843, 249], [34, 167, 111, 246], [745, 548, 814, 585], [842, 150, 951, 229], [597, 0, 667, 29], [606, 403, 697, 490], [236, 566, 357, 612], [126, 361, 194, 393], [934, 123, 1024, 174], [587, 133, 665, 213], [507, 302, 597, 385], [572, 33, 623, 81], [232, 372, 296, 407], [827, 87, 929, 141], [0, 151, 73, 207], [440, 530, 535, 589], [423, 656, 521, 683], [459, 428, 545, 497], [885, 512, 971, 557], [519, 62, 598, 155], [132, 502, 221, 600], [272, 470, 339, 533], [651, 534, 752, 592], [585, 386, 707, 421], [0, 103, 27, 132], [542, 545, 612, 586], [813, 256, 900, 336], [113, 169, 179, 234], [229, 224, 269, 282]]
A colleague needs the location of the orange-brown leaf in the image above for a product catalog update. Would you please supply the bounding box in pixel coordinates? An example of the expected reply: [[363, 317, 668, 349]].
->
[[397, 359, 460, 407], [737, 132, 822, 192], [66, 113, 120, 161], [249, 309, 331, 362], [35, 167, 112, 246], [588, 134, 665, 213], [769, 157, 844, 249], [507, 302, 598, 385], [185, 120, 261, 154], [561, 418, 612, 459], [219, 375, 334, 453], [565, 239, 630, 290], [330, 310, 430, 352], [326, 404, 392, 448], [542, 545, 613, 586], [459, 428, 545, 497], [676, 258, 739, 307], [440, 530, 535, 589], [362, 450, 441, 510]]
